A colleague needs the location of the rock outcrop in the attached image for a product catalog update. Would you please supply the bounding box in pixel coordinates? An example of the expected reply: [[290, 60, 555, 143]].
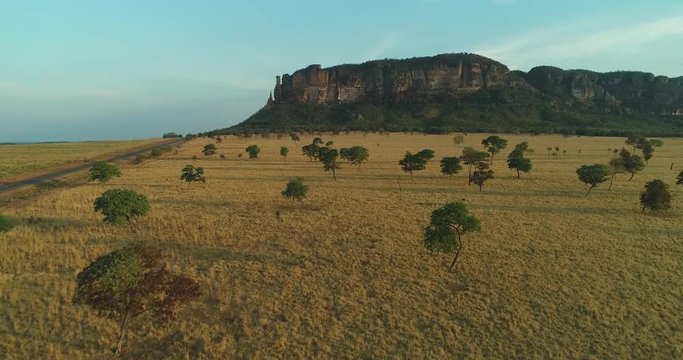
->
[[224, 53, 683, 136], [272, 54, 511, 104]]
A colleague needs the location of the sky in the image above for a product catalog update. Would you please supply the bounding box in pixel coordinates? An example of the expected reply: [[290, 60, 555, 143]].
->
[[1, 0, 683, 142]]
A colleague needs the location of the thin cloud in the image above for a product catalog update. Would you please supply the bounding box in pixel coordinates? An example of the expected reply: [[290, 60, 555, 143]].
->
[[476, 15, 683, 70]]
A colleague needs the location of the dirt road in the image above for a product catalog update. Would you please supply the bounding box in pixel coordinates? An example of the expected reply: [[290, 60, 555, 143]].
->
[[0, 138, 183, 194]]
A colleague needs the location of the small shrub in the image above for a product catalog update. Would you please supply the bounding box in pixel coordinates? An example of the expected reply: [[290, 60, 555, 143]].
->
[[0, 215, 15, 233], [88, 161, 121, 183], [282, 177, 308, 202]]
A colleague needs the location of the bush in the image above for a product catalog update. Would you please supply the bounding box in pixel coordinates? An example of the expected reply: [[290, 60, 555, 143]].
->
[[88, 161, 121, 183], [93, 189, 150, 225], [282, 177, 308, 202], [0, 215, 15, 233], [245, 145, 260, 159]]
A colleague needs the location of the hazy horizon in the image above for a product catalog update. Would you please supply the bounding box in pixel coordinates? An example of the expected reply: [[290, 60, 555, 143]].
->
[[2, 0, 683, 142]]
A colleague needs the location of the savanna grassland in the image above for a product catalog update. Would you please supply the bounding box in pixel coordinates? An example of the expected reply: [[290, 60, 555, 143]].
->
[[1, 133, 682, 359], [0, 139, 162, 179]]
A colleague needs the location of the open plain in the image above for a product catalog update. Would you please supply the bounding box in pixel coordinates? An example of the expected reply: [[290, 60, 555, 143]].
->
[[0, 133, 681, 359]]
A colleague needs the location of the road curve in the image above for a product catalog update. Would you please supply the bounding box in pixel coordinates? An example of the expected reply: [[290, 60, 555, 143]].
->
[[0, 138, 184, 194]]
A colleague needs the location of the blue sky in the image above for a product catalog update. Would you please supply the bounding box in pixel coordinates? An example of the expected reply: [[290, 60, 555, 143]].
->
[[1, 0, 682, 142]]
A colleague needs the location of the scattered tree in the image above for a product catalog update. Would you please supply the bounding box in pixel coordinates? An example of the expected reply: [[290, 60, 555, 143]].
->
[[180, 165, 206, 185], [280, 146, 289, 162], [471, 161, 494, 191], [461, 147, 490, 185], [312, 137, 324, 146], [481, 135, 507, 164], [416, 149, 435, 161], [608, 157, 626, 190], [302, 143, 321, 161], [641, 141, 654, 163], [202, 144, 217, 157], [340, 146, 370, 170], [245, 145, 260, 159], [0, 215, 15, 233], [440, 157, 462, 177], [626, 135, 647, 152], [677, 171, 683, 185], [506, 148, 532, 179], [88, 161, 122, 183], [619, 149, 646, 181], [94, 189, 151, 225], [399, 152, 428, 177], [423, 202, 481, 272], [74, 245, 200, 356], [320, 148, 340, 181], [640, 179, 671, 212], [282, 177, 308, 202], [576, 164, 610, 195], [289, 132, 300, 142]]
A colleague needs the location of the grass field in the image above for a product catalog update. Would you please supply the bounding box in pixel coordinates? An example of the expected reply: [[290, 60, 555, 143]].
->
[[0, 139, 162, 179], [0, 133, 682, 359]]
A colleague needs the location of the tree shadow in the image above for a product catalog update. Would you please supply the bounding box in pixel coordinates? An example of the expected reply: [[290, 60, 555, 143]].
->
[[121, 330, 206, 360]]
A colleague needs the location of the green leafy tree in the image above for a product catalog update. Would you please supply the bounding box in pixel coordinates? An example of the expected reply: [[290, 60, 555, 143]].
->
[[677, 171, 683, 185], [0, 215, 15, 233], [608, 157, 626, 190], [640, 179, 671, 212], [340, 146, 370, 170], [74, 245, 200, 356], [302, 143, 321, 161], [423, 202, 481, 272], [88, 161, 122, 183], [626, 135, 647, 152], [416, 149, 435, 161], [280, 146, 289, 162], [640, 141, 654, 163], [282, 177, 308, 202], [461, 147, 490, 185], [440, 157, 462, 177], [180, 165, 206, 185], [245, 145, 260, 159], [506, 147, 532, 179], [471, 161, 494, 191], [576, 164, 610, 195], [202, 144, 217, 157], [481, 135, 507, 164], [619, 149, 646, 181], [320, 148, 340, 181], [94, 189, 151, 225], [399, 151, 428, 177]]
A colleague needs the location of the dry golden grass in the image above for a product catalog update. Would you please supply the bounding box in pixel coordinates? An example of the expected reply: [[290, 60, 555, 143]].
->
[[0, 139, 162, 179], [0, 133, 682, 359]]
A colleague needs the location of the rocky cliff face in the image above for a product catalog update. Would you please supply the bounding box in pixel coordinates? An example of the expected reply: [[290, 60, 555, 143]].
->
[[272, 54, 512, 104], [267, 53, 683, 115], [225, 53, 683, 136]]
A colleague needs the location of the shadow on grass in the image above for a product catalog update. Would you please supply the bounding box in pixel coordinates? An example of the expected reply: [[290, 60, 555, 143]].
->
[[468, 203, 626, 216], [17, 216, 95, 230]]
